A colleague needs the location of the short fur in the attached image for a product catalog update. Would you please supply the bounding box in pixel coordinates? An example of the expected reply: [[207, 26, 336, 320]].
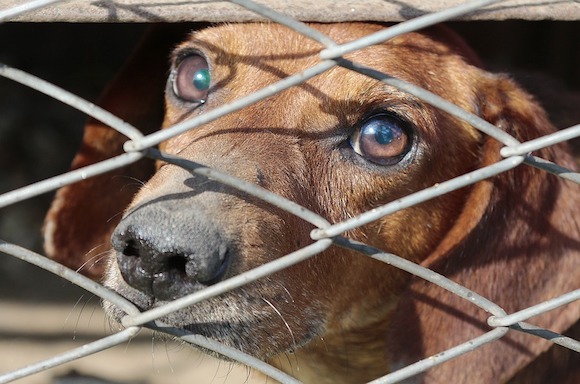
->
[[44, 23, 579, 383]]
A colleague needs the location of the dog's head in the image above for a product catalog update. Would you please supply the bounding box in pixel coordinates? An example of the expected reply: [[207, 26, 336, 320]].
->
[[44, 23, 578, 382]]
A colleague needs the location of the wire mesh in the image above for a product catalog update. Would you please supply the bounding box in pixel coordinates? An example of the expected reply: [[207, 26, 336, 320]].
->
[[0, 0, 578, 383]]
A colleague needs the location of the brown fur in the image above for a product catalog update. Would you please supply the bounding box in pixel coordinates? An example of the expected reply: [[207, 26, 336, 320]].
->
[[44, 23, 579, 383]]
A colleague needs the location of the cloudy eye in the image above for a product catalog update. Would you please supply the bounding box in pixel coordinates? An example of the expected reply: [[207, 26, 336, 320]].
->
[[350, 114, 411, 166], [172, 54, 211, 103]]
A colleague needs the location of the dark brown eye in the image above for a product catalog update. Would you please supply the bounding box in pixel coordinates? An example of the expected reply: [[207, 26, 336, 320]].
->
[[350, 114, 410, 165], [172, 55, 211, 103]]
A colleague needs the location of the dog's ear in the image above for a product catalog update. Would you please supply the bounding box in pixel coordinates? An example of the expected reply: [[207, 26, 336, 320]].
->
[[43, 25, 192, 279], [387, 75, 579, 381]]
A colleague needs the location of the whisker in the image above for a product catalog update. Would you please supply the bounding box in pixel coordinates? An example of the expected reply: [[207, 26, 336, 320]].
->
[[210, 355, 222, 384], [75, 244, 110, 274], [64, 295, 85, 341], [224, 360, 236, 382], [242, 364, 252, 384], [151, 332, 160, 374], [74, 295, 95, 340], [281, 285, 294, 304], [112, 174, 147, 188], [84, 295, 100, 329], [283, 352, 297, 377], [163, 339, 177, 379], [261, 298, 297, 356], [107, 209, 126, 224]]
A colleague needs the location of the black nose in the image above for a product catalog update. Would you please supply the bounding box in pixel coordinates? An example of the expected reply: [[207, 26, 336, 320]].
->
[[111, 201, 230, 301]]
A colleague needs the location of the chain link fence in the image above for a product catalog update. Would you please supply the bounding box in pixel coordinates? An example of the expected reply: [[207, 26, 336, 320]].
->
[[1, 0, 579, 383]]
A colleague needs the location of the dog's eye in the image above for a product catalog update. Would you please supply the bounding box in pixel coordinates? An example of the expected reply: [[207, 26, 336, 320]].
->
[[172, 55, 211, 103], [350, 114, 410, 165]]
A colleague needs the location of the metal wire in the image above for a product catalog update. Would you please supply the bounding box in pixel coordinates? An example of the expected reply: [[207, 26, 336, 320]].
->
[[501, 123, 580, 157], [336, 58, 521, 146], [145, 148, 332, 229], [150, 323, 302, 384], [0, 327, 141, 384], [524, 154, 580, 184], [0, 64, 144, 141], [0, 0, 578, 383], [120, 239, 333, 328], [319, 0, 504, 59], [0, 241, 139, 316], [123, 61, 336, 152], [488, 290, 580, 328], [368, 327, 510, 384], [311, 155, 524, 240], [333, 237, 508, 317], [0, 0, 66, 22], [0, 152, 143, 209]]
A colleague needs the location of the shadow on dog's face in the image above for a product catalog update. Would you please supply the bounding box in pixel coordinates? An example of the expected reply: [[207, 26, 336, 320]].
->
[[103, 22, 485, 360]]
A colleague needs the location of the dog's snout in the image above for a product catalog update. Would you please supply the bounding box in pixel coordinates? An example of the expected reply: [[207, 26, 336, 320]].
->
[[111, 202, 230, 301]]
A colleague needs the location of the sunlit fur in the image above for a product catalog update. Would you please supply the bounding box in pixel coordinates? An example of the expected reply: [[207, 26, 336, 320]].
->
[[45, 23, 579, 383]]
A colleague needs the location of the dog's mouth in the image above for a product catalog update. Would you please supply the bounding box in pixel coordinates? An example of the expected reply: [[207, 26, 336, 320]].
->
[[103, 262, 321, 361]]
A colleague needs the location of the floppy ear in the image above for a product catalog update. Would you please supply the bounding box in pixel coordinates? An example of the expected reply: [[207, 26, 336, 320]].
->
[[387, 75, 579, 382], [43, 25, 192, 279]]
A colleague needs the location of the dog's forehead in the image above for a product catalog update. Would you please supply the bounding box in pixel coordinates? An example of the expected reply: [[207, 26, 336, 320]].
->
[[184, 22, 380, 57], [175, 23, 473, 96]]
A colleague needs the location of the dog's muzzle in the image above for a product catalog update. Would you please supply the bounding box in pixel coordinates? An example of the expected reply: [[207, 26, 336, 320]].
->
[[111, 200, 230, 301]]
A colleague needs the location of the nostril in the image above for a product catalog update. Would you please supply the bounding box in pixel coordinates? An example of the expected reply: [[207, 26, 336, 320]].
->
[[166, 255, 187, 276], [162, 252, 229, 285], [123, 239, 141, 258]]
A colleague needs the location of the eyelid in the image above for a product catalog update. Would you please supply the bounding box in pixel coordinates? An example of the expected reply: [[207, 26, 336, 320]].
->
[[173, 48, 207, 67]]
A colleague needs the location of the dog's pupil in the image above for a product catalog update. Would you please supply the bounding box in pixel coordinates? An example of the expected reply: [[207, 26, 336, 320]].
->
[[374, 124, 395, 145], [193, 69, 210, 91], [364, 119, 398, 145]]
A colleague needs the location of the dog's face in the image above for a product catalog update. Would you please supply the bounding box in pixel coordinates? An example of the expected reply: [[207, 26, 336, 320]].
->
[[103, 23, 485, 359], [43, 21, 579, 382]]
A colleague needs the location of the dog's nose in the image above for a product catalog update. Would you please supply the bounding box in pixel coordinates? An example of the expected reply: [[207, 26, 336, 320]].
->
[[111, 202, 229, 301]]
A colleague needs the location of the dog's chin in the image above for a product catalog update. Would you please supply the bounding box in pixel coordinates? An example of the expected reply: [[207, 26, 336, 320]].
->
[[102, 270, 324, 360]]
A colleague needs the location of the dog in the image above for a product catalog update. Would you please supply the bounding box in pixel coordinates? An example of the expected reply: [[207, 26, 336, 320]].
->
[[43, 22, 579, 383]]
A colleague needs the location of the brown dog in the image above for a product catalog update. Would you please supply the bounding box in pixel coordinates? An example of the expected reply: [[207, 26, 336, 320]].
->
[[44, 23, 579, 383]]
